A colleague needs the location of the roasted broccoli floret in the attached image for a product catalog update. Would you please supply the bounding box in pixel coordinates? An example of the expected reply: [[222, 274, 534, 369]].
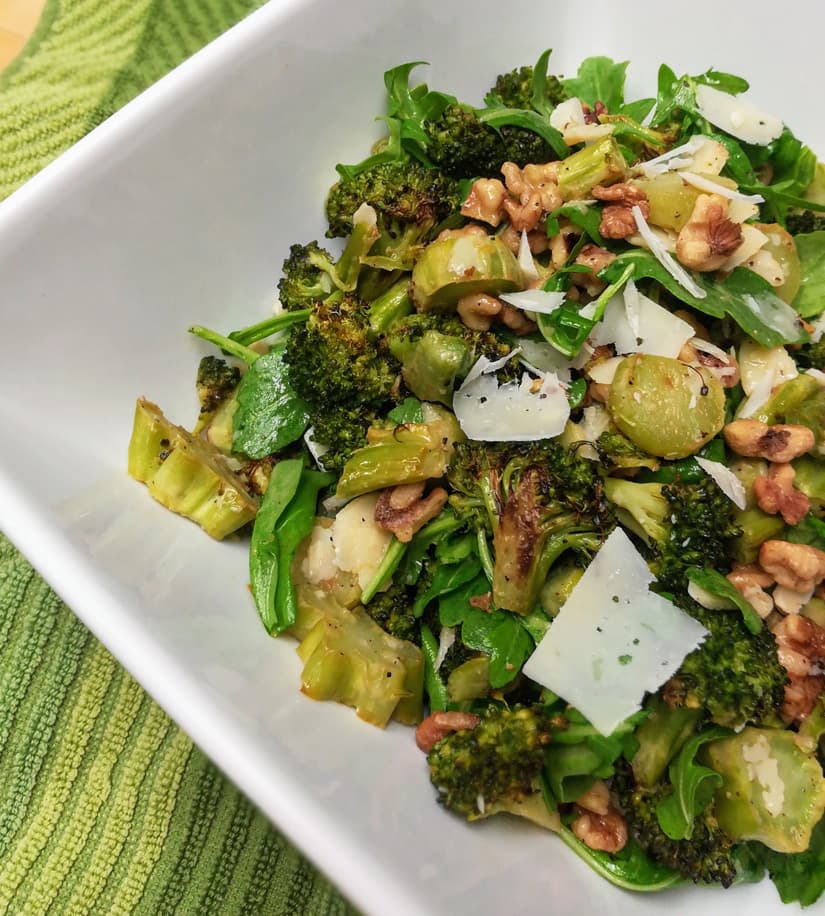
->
[[427, 704, 553, 820], [195, 355, 240, 419], [283, 294, 401, 471], [595, 430, 661, 472], [665, 596, 786, 729], [603, 476, 741, 593], [785, 210, 825, 235], [325, 162, 462, 271], [277, 241, 341, 311], [794, 339, 825, 371], [424, 104, 557, 179], [487, 65, 567, 111], [612, 760, 738, 888], [364, 581, 420, 644], [448, 440, 610, 614]]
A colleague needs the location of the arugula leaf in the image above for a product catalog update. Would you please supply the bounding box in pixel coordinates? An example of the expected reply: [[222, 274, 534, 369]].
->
[[756, 817, 825, 906], [792, 231, 825, 317], [685, 567, 763, 635], [413, 554, 482, 618], [420, 622, 449, 713], [460, 605, 533, 688], [399, 509, 466, 586], [387, 397, 424, 424], [545, 203, 604, 246], [476, 107, 567, 159], [249, 461, 334, 634], [529, 48, 556, 117], [694, 68, 749, 95], [438, 572, 489, 627], [562, 56, 628, 112], [655, 726, 733, 840], [232, 343, 310, 459], [603, 251, 808, 347], [785, 513, 825, 551], [621, 97, 656, 124]]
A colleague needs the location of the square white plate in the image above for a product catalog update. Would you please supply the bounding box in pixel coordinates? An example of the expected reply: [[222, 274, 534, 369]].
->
[[2, 1, 822, 913]]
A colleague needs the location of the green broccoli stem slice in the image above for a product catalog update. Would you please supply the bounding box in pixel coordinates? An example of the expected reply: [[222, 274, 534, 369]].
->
[[228, 308, 311, 347], [188, 325, 260, 365], [557, 134, 628, 200], [367, 275, 413, 335]]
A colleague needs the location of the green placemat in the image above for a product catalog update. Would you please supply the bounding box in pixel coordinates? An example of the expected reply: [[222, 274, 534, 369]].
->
[[0, 2, 354, 913]]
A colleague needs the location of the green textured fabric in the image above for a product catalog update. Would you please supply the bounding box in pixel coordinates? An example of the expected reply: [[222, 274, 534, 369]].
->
[[0, 2, 354, 912]]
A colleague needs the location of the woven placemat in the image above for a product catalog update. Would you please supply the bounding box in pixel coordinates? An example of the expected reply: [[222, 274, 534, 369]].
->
[[0, 2, 354, 912]]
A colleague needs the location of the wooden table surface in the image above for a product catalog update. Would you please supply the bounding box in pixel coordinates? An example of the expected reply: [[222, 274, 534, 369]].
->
[[0, 0, 46, 70]]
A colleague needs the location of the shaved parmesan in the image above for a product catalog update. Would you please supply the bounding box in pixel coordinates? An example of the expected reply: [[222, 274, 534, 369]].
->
[[635, 135, 709, 178], [739, 340, 798, 396], [304, 427, 330, 468], [587, 356, 624, 385], [631, 206, 707, 299], [695, 457, 747, 510], [549, 97, 613, 145], [727, 198, 760, 224], [500, 289, 566, 315], [590, 281, 694, 358], [523, 528, 708, 735], [719, 224, 769, 273], [681, 139, 729, 176], [434, 626, 456, 672], [695, 84, 783, 146], [515, 337, 573, 381], [330, 493, 393, 591], [517, 230, 539, 281], [677, 170, 764, 203], [453, 356, 570, 442]]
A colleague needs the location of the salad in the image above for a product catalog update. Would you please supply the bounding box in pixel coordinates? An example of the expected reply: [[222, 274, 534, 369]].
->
[[128, 51, 825, 904]]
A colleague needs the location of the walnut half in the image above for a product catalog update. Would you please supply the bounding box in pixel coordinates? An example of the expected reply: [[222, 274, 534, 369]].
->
[[675, 193, 742, 272]]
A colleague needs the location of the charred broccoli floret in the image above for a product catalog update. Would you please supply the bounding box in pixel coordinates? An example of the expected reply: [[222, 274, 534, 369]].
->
[[785, 210, 825, 235], [325, 161, 462, 268], [665, 596, 786, 729], [364, 581, 419, 644], [448, 440, 610, 614], [487, 65, 567, 111], [794, 339, 825, 371], [283, 295, 401, 471], [277, 241, 341, 311], [424, 104, 557, 179], [427, 704, 553, 820], [603, 476, 741, 593], [612, 760, 738, 888], [195, 355, 240, 419]]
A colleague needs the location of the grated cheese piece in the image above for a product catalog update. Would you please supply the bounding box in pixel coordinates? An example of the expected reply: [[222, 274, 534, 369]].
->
[[500, 288, 566, 315], [453, 356, 570, 442], [517, 230, 539, 281], [719, 224, 769, 273], [523, 528, 708, 735], [634, 135, 709, 178], [695, 457, 747, 510], [631, 206, 707, 299], [695, 84, 783, 146], [677, 170, 764, 203]]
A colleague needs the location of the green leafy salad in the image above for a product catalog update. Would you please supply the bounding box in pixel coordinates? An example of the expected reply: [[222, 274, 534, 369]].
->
[[128, 51, 825, 904]]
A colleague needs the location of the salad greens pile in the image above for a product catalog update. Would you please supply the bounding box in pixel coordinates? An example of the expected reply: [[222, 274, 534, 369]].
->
[[128, 51, 825, 904]]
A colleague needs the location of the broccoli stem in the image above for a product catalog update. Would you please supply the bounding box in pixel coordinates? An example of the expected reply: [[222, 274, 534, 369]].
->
[[188, 325, 260, 364], [557, 134, 628, 200], [333, 215, 379, 291], [368, 276, 413, 334], [228, 309, 311, 347], [360, 536, 407, 605], [476, 529, 495, 583]]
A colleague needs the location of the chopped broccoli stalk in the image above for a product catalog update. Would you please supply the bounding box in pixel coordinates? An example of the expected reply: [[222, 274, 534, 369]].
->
[[596, 430, 661, 472], [557, 134, 628, 200], [427, 704, 555, 823], [194, 355, 240, 434], [631, 695, 704, 788], [296, 591, 424, 727], [423, 104, 559, 179], [754, 374, 825, 454], [367, 275, 414, 335], [664, 596, 786, 730], [704, 728, 825, 853], [446, 656, 490, 702], [603, 477, 741, 593], [448, 440, 610, 615], [128, 398, 258, 539], [612, 760, 738, 887], [387, 312, 509, 405], [336, 404, 463, 500]]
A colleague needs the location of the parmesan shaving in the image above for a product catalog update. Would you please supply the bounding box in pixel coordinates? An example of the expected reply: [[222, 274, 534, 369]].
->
[[677, 170, 764, 203], [434, 626, 456, 672], [499, 289, 566, 315], [695, 84, 783, 146], [634, 135, 709, 178], [517, 230, 539, 281], [631, 206, 707, 299]]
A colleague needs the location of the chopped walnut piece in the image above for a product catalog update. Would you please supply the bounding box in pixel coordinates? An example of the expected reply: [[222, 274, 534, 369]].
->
[[575, 780, 611, 816], [723, 418, 815, 463], [679, 339, 740, 388], [436, 224, 489, 243], [374, 483, 449, 544], [572, 244, 616, 297], [753, 463, 810, 526], [500, 161, 562, 232], [675, 193, 743, 272], [592, 183, 650, 240], [772, 614, 825, 724], [759, 540, 825, 593], [727, 563, 775, 591], [457, 293, 502, 331], [499, 303, 537, 336], [415, 711, 480, 753], [461, 178, 508, 227], [571, 806, 628, 853]]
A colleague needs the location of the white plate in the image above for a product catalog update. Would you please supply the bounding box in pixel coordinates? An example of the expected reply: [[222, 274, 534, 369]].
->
[[1, 1, 821, 913]]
